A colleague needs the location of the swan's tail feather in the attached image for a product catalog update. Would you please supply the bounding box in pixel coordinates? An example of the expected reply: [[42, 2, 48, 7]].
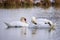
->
[[4, 22, 10, 29], [4, 22, 9, 26]]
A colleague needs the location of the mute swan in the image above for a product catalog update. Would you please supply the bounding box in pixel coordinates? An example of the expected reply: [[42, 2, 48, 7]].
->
[[31, 16, 55, 32], [5, 17, 29, 28], [4, 17, 29, 35]]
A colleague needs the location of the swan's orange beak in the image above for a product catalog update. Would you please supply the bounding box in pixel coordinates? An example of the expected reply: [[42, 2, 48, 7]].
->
[[32, 17, 37, 25], [32, 21, 37, 25]]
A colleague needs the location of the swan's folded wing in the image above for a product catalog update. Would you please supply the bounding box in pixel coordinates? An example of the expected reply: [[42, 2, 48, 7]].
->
[[10, 21, 29, 27], [37, 23, 50, 27], [4, 21, 29, 28], [4, 21, 21, 26]]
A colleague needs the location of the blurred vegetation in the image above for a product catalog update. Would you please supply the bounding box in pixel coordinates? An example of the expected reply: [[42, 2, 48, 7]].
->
[[0, 0, 60, 9]]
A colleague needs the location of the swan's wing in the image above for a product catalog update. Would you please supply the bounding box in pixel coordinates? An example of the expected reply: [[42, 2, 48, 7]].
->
[[37, 18, 53, 25], [37, 19, 46, 23], [4, 21, 21, 26], [37, 22, 50, 27], [36, 19, 51, 27], [9, 21, 29, 27], [4, 21, 29, 27], [36, 19, 46, 24]]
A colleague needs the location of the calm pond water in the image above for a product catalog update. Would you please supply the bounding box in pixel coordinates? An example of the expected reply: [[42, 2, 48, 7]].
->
[[0, 7, 60, 40]]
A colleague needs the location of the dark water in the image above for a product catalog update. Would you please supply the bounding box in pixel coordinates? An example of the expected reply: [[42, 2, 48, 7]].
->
[[0, 7, 60, 40]]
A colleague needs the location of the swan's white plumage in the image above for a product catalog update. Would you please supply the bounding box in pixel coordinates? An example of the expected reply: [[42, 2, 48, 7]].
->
[[36, 19, 51, 27], [5, 21, 29, 27], [32, 17, 54, 27]]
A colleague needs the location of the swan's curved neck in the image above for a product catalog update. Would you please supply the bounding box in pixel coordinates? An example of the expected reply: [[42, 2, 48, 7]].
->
[[32, 18, 37, 25]]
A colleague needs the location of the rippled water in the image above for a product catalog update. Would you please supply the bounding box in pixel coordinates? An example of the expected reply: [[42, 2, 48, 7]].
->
[[0, 7, 60, 40]]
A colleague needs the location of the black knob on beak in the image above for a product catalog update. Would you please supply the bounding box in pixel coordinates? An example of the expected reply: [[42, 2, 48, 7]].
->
[[48, 22, 51, 26]]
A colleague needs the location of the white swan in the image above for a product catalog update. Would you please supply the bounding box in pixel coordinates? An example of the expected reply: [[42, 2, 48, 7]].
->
[[31, 16, 55, 32], [5, 17, 29, 28], [4, 17, 29, 35]]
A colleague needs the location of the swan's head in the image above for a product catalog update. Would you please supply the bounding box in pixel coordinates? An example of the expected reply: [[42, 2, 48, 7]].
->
[[31, 16, 37, 25], [20, 17, 27, 23], [45, 21, 56, 31], [47, 22, 56, 32]]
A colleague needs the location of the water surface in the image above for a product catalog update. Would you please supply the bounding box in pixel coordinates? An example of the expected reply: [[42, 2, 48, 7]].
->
[[0, 7, 60, 40]]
